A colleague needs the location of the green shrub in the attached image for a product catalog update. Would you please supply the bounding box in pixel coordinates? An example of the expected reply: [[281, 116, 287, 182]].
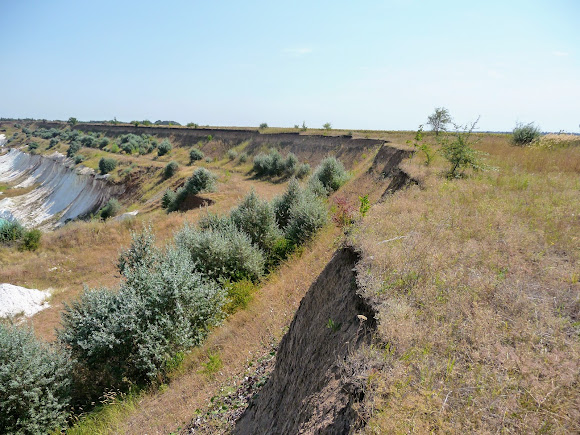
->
[[99, 198, 121, 220], [189, 148, 204, 163], [266, 237, 295, 270], [21, 229, 42, 251], [28, 141, 39, 151], [230, 189, 282, 252], [238, 152, 248, 163], [116, 133, 156, 155], [307, 176, 329, 197], [59, 231, 226, 396], [164, 161, 179, 178], [252, 148, 286, 177], [80, 135, 96, 148], [98, 157, 117, 175], [0, 219, 25, 243], [252, 153, 270, 176], [441, 120, 487, 178], [310, 157, 349, 194], [74, 154, 85, 165], [175, 223, 265, 282], [227, 149, 238, 160], [157, 139, 172, 156], [272, 178, 302, 229], [259, 122, 268, 129], [198, 212, 235, 232], [161, 189, 176, 209], [167, 168, 217, 212], [296, 163, 311, 179], [285, 190, 328, 245], [513, 122, 541, 146], [185, 167, 217, 195], [67, 141, 81, 158], [0, 324, 71, 434], [284, 152, 299, 176]]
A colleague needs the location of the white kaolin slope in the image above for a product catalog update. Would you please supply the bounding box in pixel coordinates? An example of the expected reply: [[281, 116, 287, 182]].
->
[[0, 283, 51, 318], [0, 149, 123, 227]]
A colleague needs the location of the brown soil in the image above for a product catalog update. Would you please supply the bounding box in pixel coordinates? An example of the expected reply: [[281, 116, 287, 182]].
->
[[234, 247, 377, 434]]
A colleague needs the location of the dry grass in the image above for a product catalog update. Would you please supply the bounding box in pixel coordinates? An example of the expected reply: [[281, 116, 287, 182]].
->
[[354, 135, 580, 433]]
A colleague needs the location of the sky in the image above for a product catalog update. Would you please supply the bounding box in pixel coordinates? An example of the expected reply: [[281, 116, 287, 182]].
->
[[2, 0, 579, 132]]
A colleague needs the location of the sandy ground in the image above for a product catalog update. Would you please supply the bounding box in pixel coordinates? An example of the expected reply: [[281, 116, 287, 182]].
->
[[0, 283, 51, 318]]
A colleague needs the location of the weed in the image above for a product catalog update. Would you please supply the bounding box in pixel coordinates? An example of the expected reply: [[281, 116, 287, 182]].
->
[[327, 318, 342, 332], [202, 352, 223, 376], [359, 194, 371, 217]]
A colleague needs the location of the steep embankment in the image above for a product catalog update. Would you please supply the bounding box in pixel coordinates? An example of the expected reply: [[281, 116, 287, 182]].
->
[[234, 247, 378, 434], [0, 149, 123, 227], [36, 122, 385, 169]]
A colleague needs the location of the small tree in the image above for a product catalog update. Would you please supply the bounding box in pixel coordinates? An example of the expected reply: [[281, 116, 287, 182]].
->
[[441, 118, 487, 178], [259, 122, 268, 129], [323, 122, 332, 130], [68, 117, 78, 126], [427, 107, 451, 136], [512, 122, 541, 146]]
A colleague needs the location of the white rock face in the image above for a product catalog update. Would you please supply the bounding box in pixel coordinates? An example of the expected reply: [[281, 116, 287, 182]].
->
[[0, 283, 51, 318], [0, 134, 6, 147], [0, 149, 124, 227]]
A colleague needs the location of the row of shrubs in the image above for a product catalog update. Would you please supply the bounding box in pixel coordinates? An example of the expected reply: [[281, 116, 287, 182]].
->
[[0, 157, 350, 433], [0, 219, 42, 251], [28, 127, 174, 159], [252, 148, 310, 179]]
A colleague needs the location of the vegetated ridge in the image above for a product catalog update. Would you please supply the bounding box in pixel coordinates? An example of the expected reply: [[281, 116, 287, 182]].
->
[[35, 121, 384, 169]]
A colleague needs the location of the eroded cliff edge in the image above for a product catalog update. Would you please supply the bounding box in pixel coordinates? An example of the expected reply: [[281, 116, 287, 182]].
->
[[234, 247, 377, 434]]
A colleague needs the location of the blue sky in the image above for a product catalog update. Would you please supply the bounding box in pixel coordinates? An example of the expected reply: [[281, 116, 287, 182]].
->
[[2, 0, 579, 131]]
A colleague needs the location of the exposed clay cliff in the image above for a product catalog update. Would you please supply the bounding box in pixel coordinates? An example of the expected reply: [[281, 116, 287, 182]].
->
[[234, 247, 377, 434]]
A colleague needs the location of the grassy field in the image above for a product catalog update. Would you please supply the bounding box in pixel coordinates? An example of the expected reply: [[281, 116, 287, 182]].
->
[[354, 134, 580, 433]]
